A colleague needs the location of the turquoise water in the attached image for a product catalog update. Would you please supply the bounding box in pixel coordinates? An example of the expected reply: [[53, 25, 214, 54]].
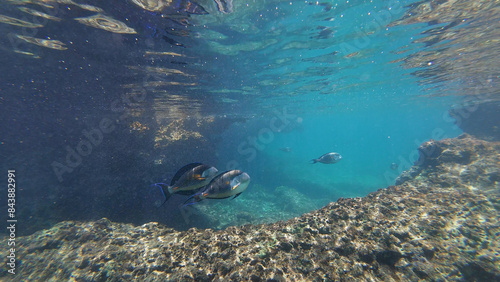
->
[[1, 0, 496, 233], [217, 100, 462, 203], [184, 0, 466, 207]]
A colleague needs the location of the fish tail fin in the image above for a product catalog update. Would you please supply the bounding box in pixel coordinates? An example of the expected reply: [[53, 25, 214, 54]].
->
[[310, 159, 318, 164], [183, 192, 203, 206], [151, 183, 171, 207]]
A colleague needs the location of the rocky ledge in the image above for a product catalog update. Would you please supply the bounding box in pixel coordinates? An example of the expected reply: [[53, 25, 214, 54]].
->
[[1, 134, 499, 281]]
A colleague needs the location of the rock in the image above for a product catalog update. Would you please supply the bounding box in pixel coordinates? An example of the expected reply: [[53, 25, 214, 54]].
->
[[375, 250, 403, 266], [398, 134, 500, 195], [273, 186, 317, 214], [449, 101, 500, 141], [456, 260, 500, 281], [1, 135, 499, 281], [422, 244, 436, 260], [395, 167, 422, 185], [412, 259, 434, 279]]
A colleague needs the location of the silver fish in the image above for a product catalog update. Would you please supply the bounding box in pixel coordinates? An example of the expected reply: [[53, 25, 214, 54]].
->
[[184, 170, 250, 205], [310, 152, 342, 164], [152, 163, 218, 207]]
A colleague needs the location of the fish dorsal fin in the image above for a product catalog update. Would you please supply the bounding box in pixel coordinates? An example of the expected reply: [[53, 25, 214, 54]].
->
[[170, 163, 204, 186]]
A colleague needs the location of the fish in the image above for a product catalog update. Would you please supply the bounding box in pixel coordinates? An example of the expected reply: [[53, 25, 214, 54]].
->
[[279, 147, 292, 152], [184, 170, 250, 205], [170, 61, 188, 65], [390, 162, 399, 170], [162, 35, 186, 48], [314, 26, 334, 39], [310, 152, 342, 164], [308, 2, 333, 11], [152, 163, 218, 207]]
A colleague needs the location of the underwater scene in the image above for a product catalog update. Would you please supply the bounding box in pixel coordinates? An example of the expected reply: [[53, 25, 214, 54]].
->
[[0, 0, 499, 280]]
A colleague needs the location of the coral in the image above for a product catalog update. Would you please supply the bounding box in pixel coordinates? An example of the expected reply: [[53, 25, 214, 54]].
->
[[2, 135, 499, 281]]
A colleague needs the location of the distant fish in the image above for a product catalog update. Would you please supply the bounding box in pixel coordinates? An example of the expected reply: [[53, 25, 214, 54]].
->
[[170, 61, 187, 65], [152, 163, 218, 207], [279, 147, 292, 152], [314, 26, 334, 39], [162, 35, 186, 47], [310, 152, 342, 164], [308, 1, 333, 11], [184, 170, 250, 205], [390, 162, 399, 170]]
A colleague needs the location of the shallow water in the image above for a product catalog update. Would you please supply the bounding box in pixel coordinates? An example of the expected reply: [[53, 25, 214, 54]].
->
[[0, 0, 498, 236]]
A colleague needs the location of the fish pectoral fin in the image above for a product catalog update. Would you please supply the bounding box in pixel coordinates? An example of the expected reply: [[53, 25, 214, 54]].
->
[[232, 193, 242, 200]]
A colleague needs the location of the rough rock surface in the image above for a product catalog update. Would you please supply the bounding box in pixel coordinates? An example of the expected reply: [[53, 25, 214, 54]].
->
[[1, 135, 499, 281], [449, 101, 500, 141]]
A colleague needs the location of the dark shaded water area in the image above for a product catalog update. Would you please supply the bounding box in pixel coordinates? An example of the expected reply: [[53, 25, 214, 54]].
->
[[1, 0, 499, 236]]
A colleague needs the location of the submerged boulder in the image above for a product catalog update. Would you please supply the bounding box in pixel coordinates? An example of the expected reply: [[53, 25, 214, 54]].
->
[[449, 101, 500, 142], [398, 134, 500, 195], [274, 186, 317, 214]]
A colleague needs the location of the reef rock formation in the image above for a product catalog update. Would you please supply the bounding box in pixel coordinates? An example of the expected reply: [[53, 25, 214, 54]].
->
[[449, 100, 500, 141], [1, 135, 499, 281], [397, 134, 500, 193]]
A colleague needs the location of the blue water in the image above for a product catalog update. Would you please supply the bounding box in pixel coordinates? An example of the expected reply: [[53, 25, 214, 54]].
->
[[0, 0, 495, 234], [217, 99, 462, 201]]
